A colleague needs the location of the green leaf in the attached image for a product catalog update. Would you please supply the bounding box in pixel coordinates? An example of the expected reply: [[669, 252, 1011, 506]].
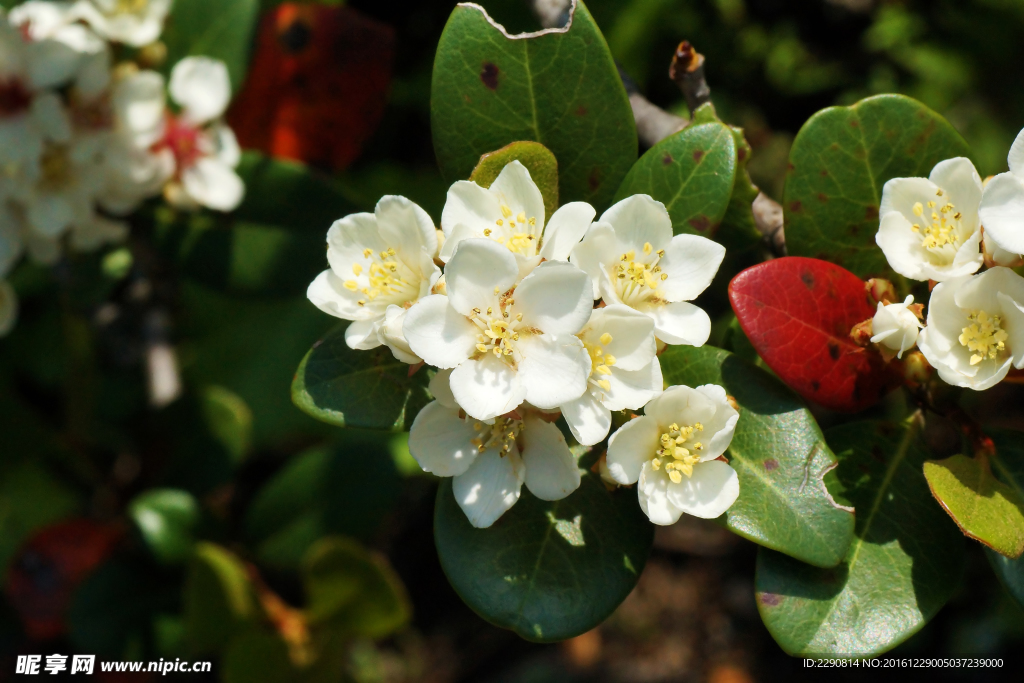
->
[[0, 460, 79, 577], [718, 124, 766, 253], [302, 537, 410, 638], [923, 455, 1024, 559], [613, 121, 737, 237], [756, 420, 966, 657], [292, 323, 431, 431], [184, 543, 258, 654], [984, 429, 1024, 608], [784, 94, 970, 279], [162, 0, 261, 91], [222, 632, 295, 683], [470, 141, 559, 221], [201, 385, 253, 464], [659, 345, 854, 568], [431, 0, 637, 209], [434, 467, 653, 643], [129, 489, 201, 564]]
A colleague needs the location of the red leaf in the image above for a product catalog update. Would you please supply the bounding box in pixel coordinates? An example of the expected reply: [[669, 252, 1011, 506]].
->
[[228, 4, 394, 171], [729, 257, 901, 412], [6, 519, 122, 641]]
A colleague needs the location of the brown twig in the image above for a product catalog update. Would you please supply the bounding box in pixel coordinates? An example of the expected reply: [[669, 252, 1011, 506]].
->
[[669, 41, 711, 113]]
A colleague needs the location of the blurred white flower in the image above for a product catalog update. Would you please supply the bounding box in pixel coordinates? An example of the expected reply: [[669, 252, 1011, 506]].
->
[[404, 238, 593, 421], [70, 0, 172, 47], [870, 295, 923, 359], [979, 128, 1024, 257], [440, 160, 594, 274], [560, 304, 663, 446], [876, 157, 983, 282], [409, 370, 580, 528], [307, 195, 441, 356], [571, 194, 724, 346], [918, 267, 1024, 391], [606, 384, 739, 525]]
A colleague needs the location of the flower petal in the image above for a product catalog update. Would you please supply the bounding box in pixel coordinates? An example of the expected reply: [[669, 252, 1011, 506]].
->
[[570, 221, 617, 299], [648, 301, 711, 346], [1009, 127, 1024, 178], [181, 157, 245, 212], [344, 319, 382, 351], [561, 391, 613, 446], [665, 460, 739, 519], [489, 160, 545, 230], [998, 293, 1024, 369], [929, 157, 982, 226], [409, 401, 482, 477], [112, 70, 166, 146], [449, 354, 526, 421], [306, 270, 366, 321], [600, 362, 663, 412], [606, 415, 660, 485], [429, 368, 459, 410], [656, 234, 726, 302], [637, 463, 683, 525], [375, 195, 438, 260], [582, 304, 656, 371], [169, 56, 232, 124], [445, 238, 518, 317], [539, 202, 595, 261], [879, 176, 939, 221], [516, 333, 590, 409], [694, 384, 739, 460], [513, 260, 593, 335], [521, 416, 581, 501], [404, 294, 478, 369], [452, 447, 525, 528], [644, 384, 717, 431], [979, 172, 1024, 255], [600, 194, 672, 252]]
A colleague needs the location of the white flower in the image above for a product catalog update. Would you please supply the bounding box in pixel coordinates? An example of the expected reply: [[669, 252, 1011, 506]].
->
[[918, 267, 1024, 391], [876, 157, 983, 282], [378, 304, 421, 364], [440, 160, 595, 272], [404, 238, 594, 422], [10, 1, 110, 97], [606, 384, 739, 525], [0, 279, 17, 337], [560, 304, 663, 446], [979, 128, 1024, 258], [570, 194, 724, 346], [870, 295, 922, 359], [409, 371, 581, 528], [307, 195, 440, 354], [70, 0, 172, 47]]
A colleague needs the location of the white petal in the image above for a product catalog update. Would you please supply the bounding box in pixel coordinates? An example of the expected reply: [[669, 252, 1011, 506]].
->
[[30, 92, 72, 143], [637, 464, 684, 525], [438, 222, 478, 263], [429, 368, 459, 410], [445, 238, 518, 317], [344, 319, 382, 351], [375, 195, 438, 260], [489, 160, 545, 230], [1009, 127, 1024, 177], [452, 447, 525, 528], [694, 384, 739, 460], [979, 173, 1024, 255], [998, 293, 1024, 368], [606, 416, 660, 485], [538, 202, 595, 261], [516, 333, 590, 409], [326, 212, 386, 276], [181, 157, 244, 211], [954, 266, 1024, 313], [600, 194, 672, 252], [665, 460, 739, 519], [213, 124, 241, 168], [403, 294, 478, 369], [28, 194, 74, 237], [561, 392, 612, 446], [648, 301, 712, 346], [657, 234, 726, 302], [112, 69, 167, 146], [378, 305, 420, 364], [25, 39, 80, 90], [521, 416, 581, 500], [440, 180, 500, 237], [449, 354, 526, 421], [879, 176, 939, 221], [408, 402, 481, 477], [307, 269, 368, 321], [169, 57, 232, 124], [581, 304, 656, 371], [929, 157, 982, 224], [600, 362, 663, 412], [570, 221, 617, 299], [513, 260, 593, 335], [645, 384, 717, 431]]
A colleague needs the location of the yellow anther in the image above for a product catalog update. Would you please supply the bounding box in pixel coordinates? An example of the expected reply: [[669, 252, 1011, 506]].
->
[[604, 354, 616, 366], [927, 201, 936, 208], [357, 300, 366, 306], [597, 380, 611, 391], [344, 280, 358, 291], [516, 313, 523, 321], [517, 212, 526, 223], [599, 332, 613, 345], [494, 286, 501, 295], [484, 229, 492, 236], [363, 248, 373, 258], [496, 219, 503, 226], [501, 205, 513, 219], [959, 310, 1008, 365], [936, 188, 944, 196], [596, 365, 612, 375], [913, 202, 924, 217], [352, 263, 362, 276], [643, 242, 652, 255]]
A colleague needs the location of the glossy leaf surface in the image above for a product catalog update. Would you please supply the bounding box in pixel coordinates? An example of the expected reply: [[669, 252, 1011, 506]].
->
[[470, 141, 559, 220], [183, 543, 258, 653], [163, 0, 260, 90], [128, 489, 201, 564], [756, 421, 965, 656], [729, 257, 901, 412], [784, 94, 970, 278], [982, 430, 1024, 606], [431, 0, 636, 209], [660, 345, 854, 568], [434, 466, 653, 642]]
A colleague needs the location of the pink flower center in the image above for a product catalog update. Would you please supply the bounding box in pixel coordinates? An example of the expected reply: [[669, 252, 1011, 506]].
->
[[156, 114, 204, 171], [0, 78, 32, 118]]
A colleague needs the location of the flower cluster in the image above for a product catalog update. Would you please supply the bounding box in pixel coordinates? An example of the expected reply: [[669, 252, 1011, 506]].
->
[[308, 161, 741, 528], [873, 134, 1024, 390], [0, 0, 244, 337]]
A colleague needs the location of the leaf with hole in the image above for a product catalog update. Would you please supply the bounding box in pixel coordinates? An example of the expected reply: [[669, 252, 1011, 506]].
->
[[756, 420, 966, 657], [660, 344, 854, 568], [431, 0, 636, 210]]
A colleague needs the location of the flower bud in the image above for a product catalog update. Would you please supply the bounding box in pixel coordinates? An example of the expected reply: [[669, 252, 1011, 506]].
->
[[865, 278, 897, 305], [870, 295, 923, 359]]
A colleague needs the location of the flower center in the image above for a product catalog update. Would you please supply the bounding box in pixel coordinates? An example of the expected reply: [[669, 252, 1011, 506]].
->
[[0, 78, 31, 118], [484, 204, 538, 256], [651, 422, 704, 484], [470, 290, 523, 362], [39, 143, 72, 190], [114, 0, 150, 16], [612, 242, 668, 305], [471, 416, 522, 455], [910, 191, 961, 251], [346, 247, 416, 308], [959, 310, 1008, 366], [583, 332, 616, 392], [157, 114, 204, 171]]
